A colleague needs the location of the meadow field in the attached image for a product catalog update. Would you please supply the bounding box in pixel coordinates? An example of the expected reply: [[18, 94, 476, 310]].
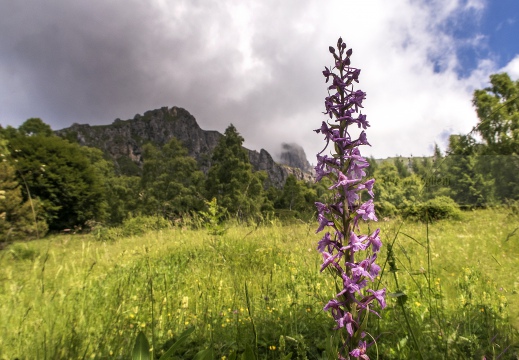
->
[[0, 208, 518, 359]]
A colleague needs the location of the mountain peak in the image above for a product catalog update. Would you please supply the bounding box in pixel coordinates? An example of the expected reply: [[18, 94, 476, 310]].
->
[[56, 106, 313, 187]]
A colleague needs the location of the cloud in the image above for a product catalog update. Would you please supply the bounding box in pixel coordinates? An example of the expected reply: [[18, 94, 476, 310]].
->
[[0, 0, 504, 161], [501, 55, 519, 79]]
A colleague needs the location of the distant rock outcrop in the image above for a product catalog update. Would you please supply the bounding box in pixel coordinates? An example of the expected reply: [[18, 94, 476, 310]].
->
[[279, 143, 313, 173], [55, 106, 313, 187]]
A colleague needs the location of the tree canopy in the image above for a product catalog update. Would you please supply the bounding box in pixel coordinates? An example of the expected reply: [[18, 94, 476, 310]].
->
[[3, 120, 107, 230], [473, 73, 519, 155], [4, 72, 519, 240], [206, 124, 267, 220], [140, 138, 205, 218], [0, 133, 48, 244]]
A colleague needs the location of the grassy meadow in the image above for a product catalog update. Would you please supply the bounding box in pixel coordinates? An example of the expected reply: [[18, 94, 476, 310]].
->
[[1, 208, 518, 359]]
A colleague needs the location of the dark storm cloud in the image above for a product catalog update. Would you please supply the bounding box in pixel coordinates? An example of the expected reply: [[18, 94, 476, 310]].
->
[[0, 0, 243, 128], [0, 0, 503, 159], [0, 0, 332, 166], [1, 1, 156, 123]]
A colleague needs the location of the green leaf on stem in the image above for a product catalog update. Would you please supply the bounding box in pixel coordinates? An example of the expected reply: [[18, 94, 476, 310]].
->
[[132, 331, 151, 360]]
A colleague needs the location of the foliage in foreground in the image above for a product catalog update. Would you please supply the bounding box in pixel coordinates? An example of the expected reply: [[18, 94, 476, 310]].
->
[[0, 209, 517, 359]]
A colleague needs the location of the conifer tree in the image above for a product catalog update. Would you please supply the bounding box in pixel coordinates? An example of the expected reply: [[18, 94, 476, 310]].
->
[[206, 124, 265, 220], [277, 175, 316, 214], [445, 134, 494, 207], [393, 157, 410, 178]]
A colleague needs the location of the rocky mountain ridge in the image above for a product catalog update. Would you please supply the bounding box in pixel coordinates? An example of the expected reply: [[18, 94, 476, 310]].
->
[[55, 106, 313, 187], [279, 143, 313, 173]]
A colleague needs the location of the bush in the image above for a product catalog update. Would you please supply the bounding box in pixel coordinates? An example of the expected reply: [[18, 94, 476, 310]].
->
[[375, 200, 399, 217], [505, 199, 519, 215], [93, 215, 171, 241], [8, 243, 40, 261], [404, 196, 461, 222], [92, 226, 124, 242], [121, 215, 171, 236]]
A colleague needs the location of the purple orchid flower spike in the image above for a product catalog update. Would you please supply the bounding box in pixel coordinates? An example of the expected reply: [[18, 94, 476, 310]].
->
[[315, 38, 385, 359]]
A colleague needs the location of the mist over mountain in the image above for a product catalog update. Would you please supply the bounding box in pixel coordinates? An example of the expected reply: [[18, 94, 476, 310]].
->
[[278, 143, 313, 173]]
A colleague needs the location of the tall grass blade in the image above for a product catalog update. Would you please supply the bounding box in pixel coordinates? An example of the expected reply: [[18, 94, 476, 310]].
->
[[244, 282, 258, 356]]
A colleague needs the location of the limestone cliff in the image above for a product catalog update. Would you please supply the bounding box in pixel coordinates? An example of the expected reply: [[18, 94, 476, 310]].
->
[[279, 143, 314, 174], [55, 106, 313, 187]]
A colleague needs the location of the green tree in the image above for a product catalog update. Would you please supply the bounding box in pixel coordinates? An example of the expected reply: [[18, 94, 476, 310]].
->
[[276, 175, 316, 213], [373, 162, 422, 216], [105, 175, 141, 224], [473, 73, 519, 155], [373, 162, 403, 216], [471, 73, 519, 201], [393, 157, 410, 178], [79, 146, 139, 225], [206, 124, 266, 220], [426, 144, 451, 198], [0, 134, 47, 244], [445, 135, 494, 207], [487, 153, 519, 201], [411, 157, 434, 179], [365, 156, 378, 178], [18, 118, 54, 137], [5, 120, 107, 230], [140, 138, 205, 218]]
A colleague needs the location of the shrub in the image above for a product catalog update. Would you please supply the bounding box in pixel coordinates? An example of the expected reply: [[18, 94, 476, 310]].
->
[[404, 196, 461, 222], [505, 199, 519, 215], [93, 215, 171, 241], [274, 209, 302, 223], [376, 199, 399, 217], [8, 242, 40, 261], [121, 215, 171, 236]]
